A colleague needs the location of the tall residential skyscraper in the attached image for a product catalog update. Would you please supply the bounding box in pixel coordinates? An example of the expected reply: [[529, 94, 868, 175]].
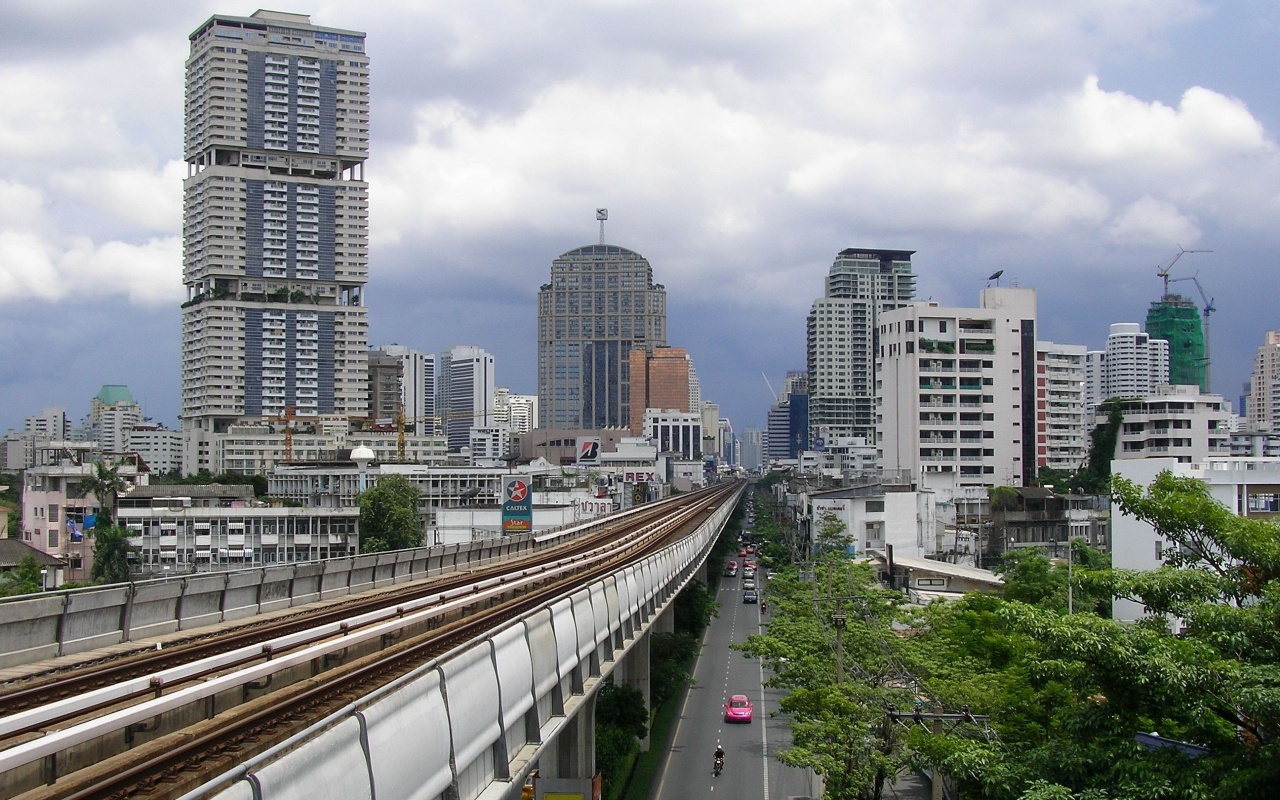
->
[[180, 11, 370, 474], [1247, 331, 1280, 432], [538, 244, 667, 430], [807, 248, 916, 443], [1084, 323, 1170, 410], [439, 346, 495, 451]]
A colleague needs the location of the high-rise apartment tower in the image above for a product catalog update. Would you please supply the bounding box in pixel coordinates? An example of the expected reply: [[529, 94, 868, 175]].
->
[[537, 244, 667, 429], [807, 249, 916, 443], [180, 11, 370, 474]]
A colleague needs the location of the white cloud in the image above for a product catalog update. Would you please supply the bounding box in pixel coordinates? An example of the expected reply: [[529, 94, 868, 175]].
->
[[57, 236, 183, 307], [0, 230, 61, 301], [1106, 196, 1200, 246], [51, 160, 186, 233]]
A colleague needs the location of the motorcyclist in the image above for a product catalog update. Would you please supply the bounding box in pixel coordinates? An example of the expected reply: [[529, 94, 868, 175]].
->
[[713, 743, 726, 775]]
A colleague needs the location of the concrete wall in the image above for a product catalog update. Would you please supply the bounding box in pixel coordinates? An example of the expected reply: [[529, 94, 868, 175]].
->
[[0, 534, 540, 669]]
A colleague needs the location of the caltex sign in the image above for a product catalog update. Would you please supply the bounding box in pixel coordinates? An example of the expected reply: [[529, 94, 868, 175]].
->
[[502, 477, 533, 533]]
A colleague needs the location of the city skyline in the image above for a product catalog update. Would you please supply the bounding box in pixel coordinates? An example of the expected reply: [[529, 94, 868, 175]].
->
[[3, 2, 1280, 437]]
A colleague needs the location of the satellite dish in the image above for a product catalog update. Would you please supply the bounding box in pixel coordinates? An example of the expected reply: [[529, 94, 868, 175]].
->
[[987, 270, 1004, 282]]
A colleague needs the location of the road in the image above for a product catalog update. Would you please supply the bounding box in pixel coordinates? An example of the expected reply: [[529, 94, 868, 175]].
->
[[650, 569, 820, 800]]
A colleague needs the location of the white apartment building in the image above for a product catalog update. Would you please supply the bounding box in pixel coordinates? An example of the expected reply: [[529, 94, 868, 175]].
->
[[128, 424, 184, 475], [116, 484, 359, 573], [1037, 341, 1089, 471], [493, 389, 537, 435], [86, 385, 144, 454], [439, 346, 495, 452], [1111, 456, 1280, 622], [215, 423, 447, 474], [807, 248, 916, 442], [181, 11, 371, 475], [378, 344, 436, 435], [1084, 323, 1170, 410], [642, 409, 703, 460], [878, 287, 1039, 495], [469, 425, 513, 466], [1107, 385, 1232, 463], [1246, 330, 1280, 432], [807, 484, 940, 560]]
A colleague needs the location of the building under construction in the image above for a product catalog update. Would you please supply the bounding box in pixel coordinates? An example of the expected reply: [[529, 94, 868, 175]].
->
[[1146, 295, 1206, 391]]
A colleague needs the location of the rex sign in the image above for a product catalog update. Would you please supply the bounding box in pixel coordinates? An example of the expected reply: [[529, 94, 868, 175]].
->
[[501, 476, 533, 534]]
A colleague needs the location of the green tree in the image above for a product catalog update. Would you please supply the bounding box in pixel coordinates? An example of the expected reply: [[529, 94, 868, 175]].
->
[[76, 460, 127, 527], [0, 554, 45, 596], [813, 510, 851, 556], [91, 525, 136, 584], [357, 475, 423, 552]]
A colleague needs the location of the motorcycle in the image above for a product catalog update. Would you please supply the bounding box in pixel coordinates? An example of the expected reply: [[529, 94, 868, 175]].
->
[[713, 755, 724, 777]]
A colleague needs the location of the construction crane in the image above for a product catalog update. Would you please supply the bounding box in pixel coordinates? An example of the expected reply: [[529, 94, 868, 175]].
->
[[1156, 246, 1211, 298], [395, 403, 500, 461], [264, 405, 298, 462], [1172, 274, 1217, 393]]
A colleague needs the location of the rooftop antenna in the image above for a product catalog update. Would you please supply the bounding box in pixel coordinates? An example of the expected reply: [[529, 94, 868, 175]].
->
[[596, 208, 608, 244], [1156, 245, 1211, 298], [987, 270, 1004, 286]]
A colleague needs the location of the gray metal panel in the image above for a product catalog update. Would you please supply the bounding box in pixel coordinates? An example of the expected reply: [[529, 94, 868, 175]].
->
[[441, 640, 501, 774], [491, 623, 535, 730], [550, 598, 578, 679], [253, 716, 370, 800], [525, 610, 558, 700], [362, 668, 452, 800], [602, 578, 621, 639], [570, 588, 595, 663], [590, 583, 611, 649], [622, 567, 640, 617]]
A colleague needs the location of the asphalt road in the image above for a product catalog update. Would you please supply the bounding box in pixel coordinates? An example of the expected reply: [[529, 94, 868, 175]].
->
[[649, 569, 820, 800]]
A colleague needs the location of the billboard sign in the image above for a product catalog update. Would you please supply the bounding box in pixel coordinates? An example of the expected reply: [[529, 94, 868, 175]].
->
[[577, 437, 602, 466], [501, 476, 533, 534]]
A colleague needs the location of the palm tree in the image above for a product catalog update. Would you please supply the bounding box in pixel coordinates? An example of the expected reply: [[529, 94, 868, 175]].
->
[[77, 460, 127, 527]]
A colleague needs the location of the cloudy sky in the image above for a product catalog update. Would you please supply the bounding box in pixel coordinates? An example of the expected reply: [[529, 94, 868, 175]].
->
[[2, 0, 1278, 437]]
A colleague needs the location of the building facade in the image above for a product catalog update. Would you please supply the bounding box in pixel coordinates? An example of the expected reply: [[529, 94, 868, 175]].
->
[[439, 346, 495, 452], [86, 385, 144, 454], [379, 344, 436, 435], [878, 287, 1039, 492], [806, 248, 916, 443], [1106, 385, 1232, 464], [1146, 294, 1206, 392], [1085, 323, 1170, 410], [181, 10, 371, 475], [1036, 341, 1089, 471], [537, 244, 667, 430], [628, 346, 692, 435], [1247, 330, 1280, 433], [642, 409, 703, 460]]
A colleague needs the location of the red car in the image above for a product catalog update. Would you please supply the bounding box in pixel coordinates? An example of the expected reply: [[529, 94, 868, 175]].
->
[[738, 548, 748, 557], [724, 694, 754, 723]]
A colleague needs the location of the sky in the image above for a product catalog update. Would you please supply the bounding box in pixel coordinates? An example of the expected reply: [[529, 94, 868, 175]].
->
[[2, 0, 1279, 437]]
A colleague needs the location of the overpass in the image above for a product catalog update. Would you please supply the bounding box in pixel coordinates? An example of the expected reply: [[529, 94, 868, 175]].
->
[[0, 483, 743, 800]]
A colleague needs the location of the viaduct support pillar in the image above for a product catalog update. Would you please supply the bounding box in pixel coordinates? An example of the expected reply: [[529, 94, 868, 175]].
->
[[615, 628, 652, 751]]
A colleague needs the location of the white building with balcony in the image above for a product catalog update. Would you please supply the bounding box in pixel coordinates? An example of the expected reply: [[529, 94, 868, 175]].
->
[[1107, 385, 1232, 464]]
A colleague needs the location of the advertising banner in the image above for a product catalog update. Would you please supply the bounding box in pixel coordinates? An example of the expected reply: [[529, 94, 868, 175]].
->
[[501, 476, 533, 534]]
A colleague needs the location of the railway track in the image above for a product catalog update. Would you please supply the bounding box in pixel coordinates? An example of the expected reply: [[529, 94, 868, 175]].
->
[[2, 482, 739, 800]]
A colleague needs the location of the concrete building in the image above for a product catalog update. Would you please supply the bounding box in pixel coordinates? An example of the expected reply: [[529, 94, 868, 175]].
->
[[537, 244, 667, 430], [181, 11, 371, 475], [1037, 341, 1089, 471], [116, 484, 359, 574], [439, 346, 495, 452], [741, 428, 763, 471], [878, 287, 1039, 494], [26, 407, 73, 441], [1246, 331, 1280, 432], [377, 344, 436, 435], [1085, 323, 1170, 410], [212, 421, 446, 474], [1107, 385, 1232, 464], [511, 428, 631, 466], [367, 349, 402, 423], [128, 424, 184, 476], [494, 389, 537, 435], [85, 385, 144, 455], [642, 409, 703, 460], [628, 346, 692, 435], [807, 248, 916, 443], [805, 482, 940, 560], [20, 443, 149, 582], [468, 425, 513, 466], [1146, 293, 1205, 392]]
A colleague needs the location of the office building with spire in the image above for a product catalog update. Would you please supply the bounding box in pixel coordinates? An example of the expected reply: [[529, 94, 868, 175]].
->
[[537, 242, 667, 430], [807, 248, 915, 444], [180, 11, 370, 474]]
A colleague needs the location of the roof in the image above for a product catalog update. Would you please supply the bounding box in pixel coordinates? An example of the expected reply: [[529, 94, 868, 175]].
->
[[870, 550, 1004, 586], [0, 539, 65, 569], [556, 244, 647, 262], [95, 385, 136, 405], [125, 484, 256, 500]]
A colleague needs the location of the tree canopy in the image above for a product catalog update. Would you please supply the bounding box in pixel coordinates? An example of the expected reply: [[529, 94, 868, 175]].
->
[[357, 475, 423, 552], [90, 525, 135, 584]]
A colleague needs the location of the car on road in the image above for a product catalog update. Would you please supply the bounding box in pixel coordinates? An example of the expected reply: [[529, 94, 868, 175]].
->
[[742, 589, 759, 604], [725, 560, 738, 576], [724, 694, 754, 723]]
